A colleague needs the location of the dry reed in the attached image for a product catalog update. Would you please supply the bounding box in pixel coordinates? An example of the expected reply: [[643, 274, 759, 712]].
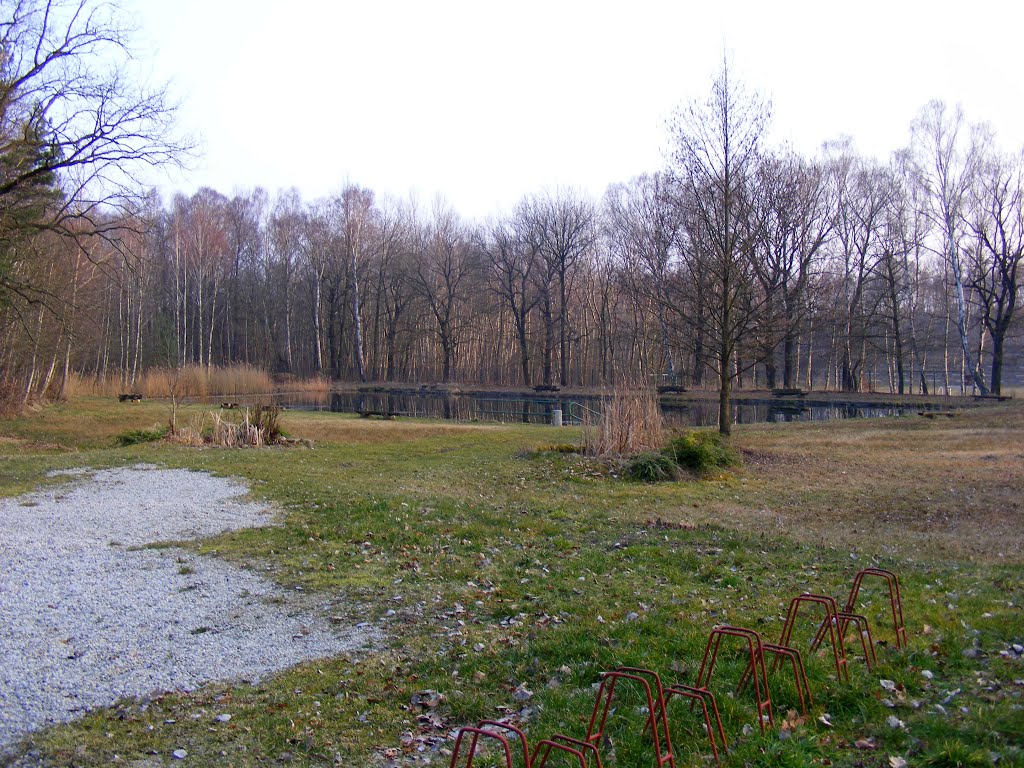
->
[[582, 386, 666, 458], [271, 373, 331, 394], [0, 376, 22, 416], [64, 365, 283, 399], [209, 411, 264, 447], [169, 403, 284, 448]]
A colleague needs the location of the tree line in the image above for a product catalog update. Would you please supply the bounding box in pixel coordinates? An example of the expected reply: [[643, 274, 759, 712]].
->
[[0, 5, 1020, 431]]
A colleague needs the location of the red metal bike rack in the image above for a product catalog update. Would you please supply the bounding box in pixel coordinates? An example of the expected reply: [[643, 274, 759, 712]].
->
[[780, 593, 849, 683], [533, 735, 603, 768], [738, 639, 813, 715], [810, 609, 878, 670], [620, 667, 727, 766], [663, 683, 728, 766], [843, 568, 907, 650], [585, 668, 675, 767], [450, 721, 532, 768], [695, 625, 774, 734], [833, 610, 878, 669]]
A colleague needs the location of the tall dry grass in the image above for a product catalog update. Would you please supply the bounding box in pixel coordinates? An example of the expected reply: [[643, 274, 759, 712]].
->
[[582, 386, 666, 458], [270, 373, 331, 394], [63, 365, 300, 399], [168, 402, 287, 448], [0, 376, 22, 416]]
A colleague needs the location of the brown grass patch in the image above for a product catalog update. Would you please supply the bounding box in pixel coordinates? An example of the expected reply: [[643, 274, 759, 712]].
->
[[708, 404, 1024, 563]]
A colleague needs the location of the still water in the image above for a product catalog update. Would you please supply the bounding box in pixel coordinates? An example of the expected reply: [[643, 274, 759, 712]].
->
[[271, 391, 937, 428]]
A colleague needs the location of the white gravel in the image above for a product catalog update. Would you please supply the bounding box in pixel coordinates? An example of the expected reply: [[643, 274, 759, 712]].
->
[[0, 465, 378, 753]]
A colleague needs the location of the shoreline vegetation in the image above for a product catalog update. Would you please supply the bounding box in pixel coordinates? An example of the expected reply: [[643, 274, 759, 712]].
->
[[45, 363, 1014, 409], [0, 397, 1021, 766]]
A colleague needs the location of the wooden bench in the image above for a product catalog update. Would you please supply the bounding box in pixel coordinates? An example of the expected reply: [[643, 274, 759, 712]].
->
[[771, 388, 806, 398], [358, 410, 396, 420]]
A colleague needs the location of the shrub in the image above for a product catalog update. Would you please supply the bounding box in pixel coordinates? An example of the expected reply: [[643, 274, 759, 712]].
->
[[250, 403, 283, 443], [535, 443, 581, 454], [201, 402, 284, 448], [624, 451, 679, 481], [116, 427, 168, 446], [664, 430, 739, 473]]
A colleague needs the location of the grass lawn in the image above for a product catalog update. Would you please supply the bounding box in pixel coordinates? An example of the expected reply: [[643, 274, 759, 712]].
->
[[1, 397, 1021, 767]]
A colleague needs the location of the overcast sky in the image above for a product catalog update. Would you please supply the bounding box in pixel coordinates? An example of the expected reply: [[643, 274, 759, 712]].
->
[[125, 0, 1024, 219]]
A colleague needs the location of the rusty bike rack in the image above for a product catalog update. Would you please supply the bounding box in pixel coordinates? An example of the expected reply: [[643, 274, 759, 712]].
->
[[781, 593, 849, 684], [733, 597, 816, 715], [662, 682, 728, 765], [737, 640, 812, 716], [842, 568, 907, 650], [533, 734, 603, 768], [615, 667, 727, 767], [695, 625, 775, 734], [585, 668, 675, 768], [449, 720, 532, 768], [810, 609, 878, 671]]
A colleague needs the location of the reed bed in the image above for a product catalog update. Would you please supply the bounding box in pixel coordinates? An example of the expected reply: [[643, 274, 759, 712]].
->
[[168, 403, 286, 447], [62, 365, 313, 400], [582, 386, 666, 458]]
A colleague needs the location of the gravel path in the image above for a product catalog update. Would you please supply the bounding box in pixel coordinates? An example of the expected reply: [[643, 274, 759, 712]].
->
[[0, 465, 378, 753]]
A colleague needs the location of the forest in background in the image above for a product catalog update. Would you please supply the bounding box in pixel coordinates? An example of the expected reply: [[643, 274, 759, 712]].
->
[[1, 2, 1022, 422]]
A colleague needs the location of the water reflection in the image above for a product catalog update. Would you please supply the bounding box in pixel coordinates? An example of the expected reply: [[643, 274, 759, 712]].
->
[[264, 391, 934, 428]]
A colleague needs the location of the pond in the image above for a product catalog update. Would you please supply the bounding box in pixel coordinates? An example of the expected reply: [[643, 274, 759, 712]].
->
[[270, 390, 945, 428]]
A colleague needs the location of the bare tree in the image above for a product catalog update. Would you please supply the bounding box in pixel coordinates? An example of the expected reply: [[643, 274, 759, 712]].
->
[[530, 190, 596, 387], [603, 173, 683, 384], [376, 196, 414, 381], [267, 189, 304, 373], [908, 101, 989, 393], [967, 147, 1023, 395], [750, 151, 833, 388], [668, 59, 771, 434], [828, 148, 892, 392], [479, 213, 540, 386], [336, 185, 375, 382], [0, 0, 190, 307], [302, 199, 333, 375], [409, 200, 472, 382]]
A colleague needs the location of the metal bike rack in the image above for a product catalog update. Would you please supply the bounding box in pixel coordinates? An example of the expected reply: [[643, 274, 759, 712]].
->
[[780, 593, 849, 683], [842, 568, 907, 650], [695, 625, 775, 734], [449, 721, 532, 768], [662, 682, 728, 765], [585, 668, 675, 767], [533, 734, 603, 768]]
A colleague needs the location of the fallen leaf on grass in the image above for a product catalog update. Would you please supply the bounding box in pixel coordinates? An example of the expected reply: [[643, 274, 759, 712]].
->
[[889, 757, 908, 768], [855, 737, 877, 750], [410, 690, 443, 710], [781, 709, 807, 733], [416, 711, 444, 729]]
